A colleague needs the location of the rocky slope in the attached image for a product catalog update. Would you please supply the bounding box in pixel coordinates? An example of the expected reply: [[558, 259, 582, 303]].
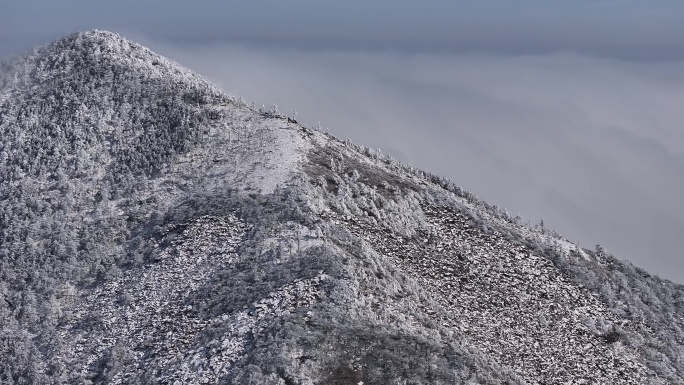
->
[[1, 30, 683, 384]]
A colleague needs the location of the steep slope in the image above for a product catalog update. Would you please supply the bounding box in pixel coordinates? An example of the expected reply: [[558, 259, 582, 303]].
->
[[0, 30, 682, 384]]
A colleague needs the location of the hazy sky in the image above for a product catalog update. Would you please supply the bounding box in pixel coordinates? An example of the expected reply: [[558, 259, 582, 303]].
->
[[2, 1, 684, 282]]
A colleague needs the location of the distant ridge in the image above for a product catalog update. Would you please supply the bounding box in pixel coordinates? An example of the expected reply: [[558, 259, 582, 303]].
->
[[0, 30, 683, 384]]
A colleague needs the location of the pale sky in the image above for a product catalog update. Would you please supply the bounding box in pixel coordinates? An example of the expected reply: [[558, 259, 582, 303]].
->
[[2, 1, 683, 282]]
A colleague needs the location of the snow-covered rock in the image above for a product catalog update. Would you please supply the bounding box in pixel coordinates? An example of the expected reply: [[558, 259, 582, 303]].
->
[[0, 30, 682, 385]]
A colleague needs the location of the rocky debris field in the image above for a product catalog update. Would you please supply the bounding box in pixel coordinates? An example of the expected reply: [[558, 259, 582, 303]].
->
[[62, 215, 251, 383], [335, 205, 650, 385]]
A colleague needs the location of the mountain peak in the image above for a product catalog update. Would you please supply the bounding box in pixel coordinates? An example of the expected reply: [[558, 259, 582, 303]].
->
[[59, 29, 126, 45], [1, 32, 683, 385], [50, 29, 150, 59], [39, 29, 149, 65], [1, 29, 217, 98], [0, 29, 235, 187]]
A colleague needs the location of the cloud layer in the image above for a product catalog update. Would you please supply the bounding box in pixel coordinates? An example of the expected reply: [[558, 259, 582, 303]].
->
[[146, 41, 684, 282]]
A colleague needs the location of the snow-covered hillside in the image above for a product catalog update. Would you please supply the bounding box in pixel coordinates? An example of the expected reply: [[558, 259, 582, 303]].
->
[[1, 30, 683, 384]]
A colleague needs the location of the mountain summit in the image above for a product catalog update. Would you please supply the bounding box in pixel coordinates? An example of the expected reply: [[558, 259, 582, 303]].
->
[[1, 30, 683, 384]]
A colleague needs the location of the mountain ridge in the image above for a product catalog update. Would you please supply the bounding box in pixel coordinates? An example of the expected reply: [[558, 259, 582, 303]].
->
[[1, 30, 683, 384]]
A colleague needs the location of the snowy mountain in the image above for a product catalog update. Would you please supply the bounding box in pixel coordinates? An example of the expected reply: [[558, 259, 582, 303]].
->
[[1, 30, 683, 384]]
